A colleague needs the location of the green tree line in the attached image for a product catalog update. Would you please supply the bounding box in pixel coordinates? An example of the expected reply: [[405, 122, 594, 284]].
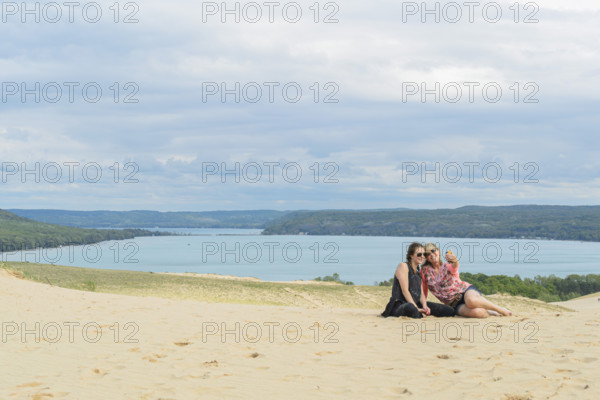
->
[[460, 273, 600, 302], [0, 210, 167, 252], [8, 209, 288, 228], [262, 205, 600, 242], [378, 273, 600, 302]]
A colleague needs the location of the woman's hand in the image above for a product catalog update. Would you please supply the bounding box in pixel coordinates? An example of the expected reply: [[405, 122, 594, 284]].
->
[[419, 304, 431, 316], [445, 251, 458, 264]]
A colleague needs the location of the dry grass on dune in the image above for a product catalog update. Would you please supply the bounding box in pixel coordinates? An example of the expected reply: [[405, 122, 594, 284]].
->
[[1, 261, 389, 308], [1, 261, 572, 313]]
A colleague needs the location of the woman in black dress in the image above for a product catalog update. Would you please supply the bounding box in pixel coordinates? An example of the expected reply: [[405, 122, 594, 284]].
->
[[381, 242, 455, 318]]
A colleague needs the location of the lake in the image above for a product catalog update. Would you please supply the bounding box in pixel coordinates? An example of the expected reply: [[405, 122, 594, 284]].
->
[[2, 229, 599, 285]]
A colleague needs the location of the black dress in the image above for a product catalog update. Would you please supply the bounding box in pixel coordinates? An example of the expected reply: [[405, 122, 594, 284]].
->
[[381, 264, 455, 318]]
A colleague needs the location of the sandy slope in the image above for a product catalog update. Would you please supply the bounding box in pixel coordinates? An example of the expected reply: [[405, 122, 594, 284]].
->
[[1, 270, 598, 400]]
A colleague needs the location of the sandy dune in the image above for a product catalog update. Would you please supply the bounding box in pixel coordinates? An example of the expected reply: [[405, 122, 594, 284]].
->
[[1, 270, 598, 399]]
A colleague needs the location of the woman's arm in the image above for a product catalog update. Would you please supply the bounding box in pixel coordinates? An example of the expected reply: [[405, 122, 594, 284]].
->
[[419, 290, 430, 315], [445, 252, 460, 274], [419, 268, 430, 314], [396, 263, 420, 309], [420, 269, 429, 299]]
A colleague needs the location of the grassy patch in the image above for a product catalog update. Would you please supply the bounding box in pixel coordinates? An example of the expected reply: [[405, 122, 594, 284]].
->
[[1, 261, 572, 313], [1, 262, 390, 308]]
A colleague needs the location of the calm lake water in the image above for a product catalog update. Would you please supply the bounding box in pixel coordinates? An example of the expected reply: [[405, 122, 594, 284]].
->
[[3, 229, 599, 285]]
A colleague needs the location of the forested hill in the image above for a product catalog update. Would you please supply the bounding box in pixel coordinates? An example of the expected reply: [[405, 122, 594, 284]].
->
[[0, 209, 166, 252], [261, 205, 600, 241], [8, 209, 289, 229]]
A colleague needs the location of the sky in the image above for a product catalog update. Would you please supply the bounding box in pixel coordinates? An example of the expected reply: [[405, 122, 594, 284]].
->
[[1, 0, 599, 211]]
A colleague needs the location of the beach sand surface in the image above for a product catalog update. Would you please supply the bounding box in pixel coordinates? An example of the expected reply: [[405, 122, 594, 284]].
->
[[1, 269, 598, 400]]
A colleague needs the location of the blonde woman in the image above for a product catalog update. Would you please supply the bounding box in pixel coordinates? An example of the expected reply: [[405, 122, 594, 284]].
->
[[421, 243, 512, 318]]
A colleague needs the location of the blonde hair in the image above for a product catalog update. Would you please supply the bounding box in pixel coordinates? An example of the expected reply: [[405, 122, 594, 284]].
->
[[422, 242, 439, 267]]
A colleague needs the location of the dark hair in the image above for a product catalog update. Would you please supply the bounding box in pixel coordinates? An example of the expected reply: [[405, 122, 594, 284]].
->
[[405, 242, 424, 265]]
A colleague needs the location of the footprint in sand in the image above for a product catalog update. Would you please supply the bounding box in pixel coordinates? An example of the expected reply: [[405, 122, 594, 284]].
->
[[388, 387, 412, 395], [554, 369, 578, 374], [187, 372, 211, 379], [552, 348, 575, 355], [16, 382, 44, 388], [315, 351, 339, 357], [142, 353, 167, 363], [503, 394, 533, 400], [92, 368, 109, 376], [188, 372, 210, 379], [32, 394, 55, 400]]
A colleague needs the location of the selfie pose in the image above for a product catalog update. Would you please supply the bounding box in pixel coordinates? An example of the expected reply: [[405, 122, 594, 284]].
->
[[421, 243, 512, 318], [381, 242, 455, 318]]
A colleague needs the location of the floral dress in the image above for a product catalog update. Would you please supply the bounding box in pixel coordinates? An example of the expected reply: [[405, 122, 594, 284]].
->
[[421, 262, 471, 306]]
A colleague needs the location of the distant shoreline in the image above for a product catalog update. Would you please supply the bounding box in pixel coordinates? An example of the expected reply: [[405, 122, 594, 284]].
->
[[9, 206, 600, 242]]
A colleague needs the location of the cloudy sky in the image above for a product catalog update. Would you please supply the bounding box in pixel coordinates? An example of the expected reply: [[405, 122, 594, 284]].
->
[[1, 0, 599, 211]]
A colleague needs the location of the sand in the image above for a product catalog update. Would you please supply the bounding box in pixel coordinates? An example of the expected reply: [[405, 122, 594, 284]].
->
[[1, 269, 598, 400]]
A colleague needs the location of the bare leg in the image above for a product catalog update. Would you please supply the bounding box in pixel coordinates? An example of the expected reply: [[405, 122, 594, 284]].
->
[[464, 290, 512, 316], [457, 304, 488, 318]]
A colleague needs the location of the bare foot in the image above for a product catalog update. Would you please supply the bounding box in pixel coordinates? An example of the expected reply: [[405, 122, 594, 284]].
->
[[499, 307, 513, 316]]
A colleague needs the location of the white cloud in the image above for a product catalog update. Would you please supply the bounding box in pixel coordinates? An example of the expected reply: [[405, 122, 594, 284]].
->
[[0, 0, 598, 210]]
